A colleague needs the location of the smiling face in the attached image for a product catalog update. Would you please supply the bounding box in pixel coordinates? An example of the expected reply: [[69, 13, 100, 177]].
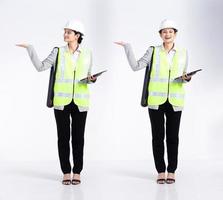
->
[[160, 28, 177, 44], [63, 28, 80, 43]]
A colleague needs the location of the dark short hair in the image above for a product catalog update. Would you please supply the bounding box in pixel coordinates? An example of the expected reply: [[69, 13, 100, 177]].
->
[[73, 31, 84, 44], [159, 28, 178, 34]]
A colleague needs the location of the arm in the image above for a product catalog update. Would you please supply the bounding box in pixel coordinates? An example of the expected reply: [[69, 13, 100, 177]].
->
[[115, 42, 153, 71], [26, 45, 58, 72]]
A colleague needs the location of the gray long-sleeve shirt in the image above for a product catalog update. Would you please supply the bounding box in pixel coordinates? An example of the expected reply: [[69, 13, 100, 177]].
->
[[123, 43, 189, 111], [27, 45, 58, 72], [26, 45, 93, 111]]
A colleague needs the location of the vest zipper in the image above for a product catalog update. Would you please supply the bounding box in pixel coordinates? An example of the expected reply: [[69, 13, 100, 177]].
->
[[167, 69, 171, 100], [72, 71, 75, 99]]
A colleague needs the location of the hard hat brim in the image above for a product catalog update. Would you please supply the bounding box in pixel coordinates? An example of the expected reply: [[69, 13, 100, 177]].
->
[[159, 27, 178, 32]]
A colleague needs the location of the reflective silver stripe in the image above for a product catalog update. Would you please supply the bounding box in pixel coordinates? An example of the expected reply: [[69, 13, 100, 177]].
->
[[54, 93, 90, 99], [149, 91, 167, 97], [54, 106, 64, 110], [55, 79, 73, 83], [150, 77, 169, 83], [149, 91, 184, 99], [74, 93, 90, 99], [55, 79, 79, 84], [59, 48, 66, 79], [54, 92, 73, 98], [172, 106, 184, 111], [169, 93, 184, 99], [154, 47, 160, 78], [148, 105, 159, 110], [78, 106, 89, 112]]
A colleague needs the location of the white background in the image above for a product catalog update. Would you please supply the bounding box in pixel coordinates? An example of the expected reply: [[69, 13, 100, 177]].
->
[[0, 0, 223, 164]]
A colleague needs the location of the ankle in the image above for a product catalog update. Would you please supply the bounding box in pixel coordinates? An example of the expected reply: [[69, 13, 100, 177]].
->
[[73, 173, 80, 178], [167, 173, 175, 178], [158, 172, 166, 178], [63, 173, 71, 178]]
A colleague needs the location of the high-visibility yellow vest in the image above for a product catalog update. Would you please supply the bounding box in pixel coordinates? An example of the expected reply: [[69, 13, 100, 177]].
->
[[148, 46, 187, 107], [53, 47, 91, 109]]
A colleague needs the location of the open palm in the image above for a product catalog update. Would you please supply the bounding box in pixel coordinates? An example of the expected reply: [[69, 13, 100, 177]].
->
[[15, 43, 29, 48], [114, 41, 126, 46]]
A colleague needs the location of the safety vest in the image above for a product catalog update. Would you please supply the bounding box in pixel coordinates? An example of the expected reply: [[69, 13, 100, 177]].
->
[[148, 46, 187, 107], [53, 47, 91, 109]]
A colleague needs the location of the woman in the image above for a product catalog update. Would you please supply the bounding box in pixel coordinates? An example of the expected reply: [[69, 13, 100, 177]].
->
[[16, 20, 96, 185], [115, 19, 191, 184]]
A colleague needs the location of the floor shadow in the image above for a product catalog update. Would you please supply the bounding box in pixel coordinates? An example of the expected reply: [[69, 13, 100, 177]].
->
[[109, 168, 154, 181], [6, 167, 60, 182]]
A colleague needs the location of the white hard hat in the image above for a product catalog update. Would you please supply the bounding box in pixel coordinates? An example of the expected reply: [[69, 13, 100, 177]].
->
[[159, 19, 178, 32], [64, 20, 85, 35]]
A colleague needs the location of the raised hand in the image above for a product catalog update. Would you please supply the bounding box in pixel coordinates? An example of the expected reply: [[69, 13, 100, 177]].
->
[[114, 41, 126, 47], [15, 43, 29, 48]]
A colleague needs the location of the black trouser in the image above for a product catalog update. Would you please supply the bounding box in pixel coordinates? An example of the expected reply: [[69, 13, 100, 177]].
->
[[54, 101, 87, 174], [148, 100, 182, 173]]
